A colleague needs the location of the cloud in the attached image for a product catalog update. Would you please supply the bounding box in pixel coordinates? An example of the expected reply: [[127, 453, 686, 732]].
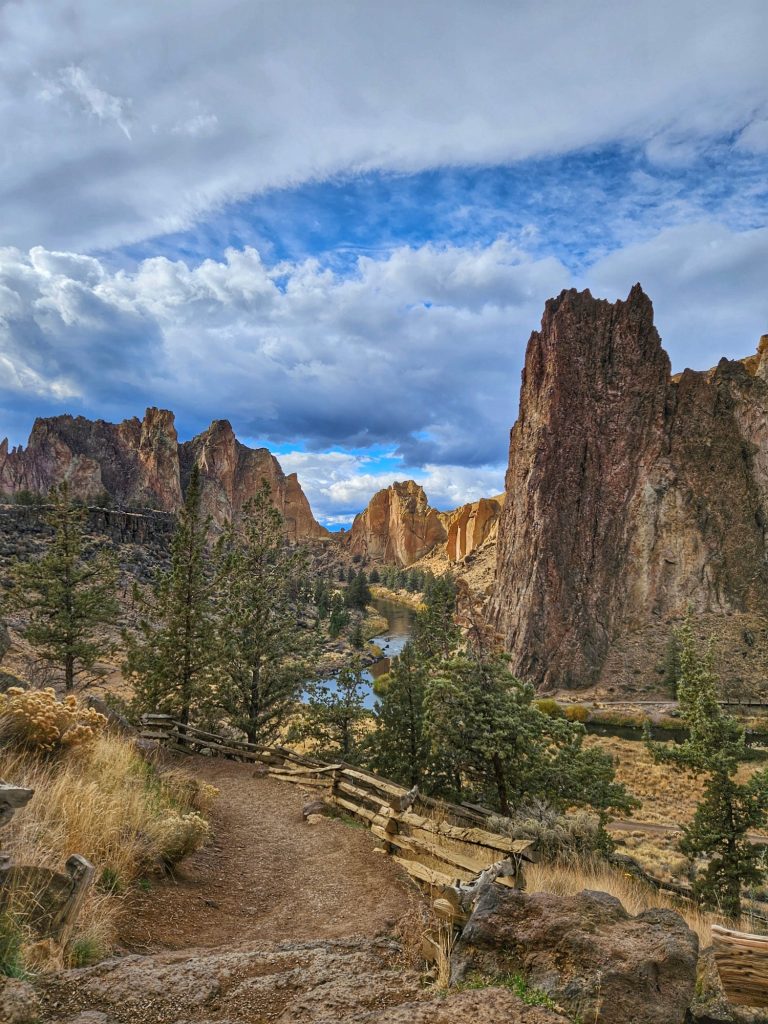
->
[[587, 222, 768, 369], [1, 0, 765, 251]]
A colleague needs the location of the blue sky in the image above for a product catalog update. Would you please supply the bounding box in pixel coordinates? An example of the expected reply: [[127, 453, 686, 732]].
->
[[0, 0, 767, 526]]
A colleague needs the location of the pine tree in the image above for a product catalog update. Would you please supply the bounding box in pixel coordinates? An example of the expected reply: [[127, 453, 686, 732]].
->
[[124, 465, 216, 723], [5, 483, 118, 691], [212, 482, 314, 744], [368, 567, 380, 585], [411, 574, 459, 661], [647, 620, 768, 918], [344, 570, 372, 612], [291, 659, 368, 761]]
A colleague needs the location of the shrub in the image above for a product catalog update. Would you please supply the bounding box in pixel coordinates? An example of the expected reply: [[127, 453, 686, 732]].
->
[[564, 704, 589, 723], [491, 799, 611, 861], [0, 730, 215, 969], [0, 687, 106, 753], [150, 811, 211, 868], [534, 698, 564, 719], [0, 912, 25, 978]]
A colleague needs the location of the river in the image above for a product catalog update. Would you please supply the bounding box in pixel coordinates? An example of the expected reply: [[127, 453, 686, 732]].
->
[[314, 595, 417, 709]]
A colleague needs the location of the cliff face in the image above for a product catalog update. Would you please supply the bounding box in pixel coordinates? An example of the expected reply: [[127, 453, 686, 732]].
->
[[443, 496, 504, 562], [0, 409, 328, 541], [490, 285, 768, 693], [347, 480, 447, 566]]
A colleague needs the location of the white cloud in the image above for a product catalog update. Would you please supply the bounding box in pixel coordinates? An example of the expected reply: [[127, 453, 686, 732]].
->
[[1, 0, 765, 251]]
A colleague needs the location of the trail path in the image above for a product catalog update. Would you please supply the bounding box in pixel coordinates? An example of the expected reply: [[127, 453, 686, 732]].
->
[[120, 754, 411, 952]]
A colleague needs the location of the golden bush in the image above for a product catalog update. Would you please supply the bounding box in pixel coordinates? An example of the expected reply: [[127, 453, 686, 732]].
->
[[0, 688, 106, 753], [150, 811, 211, 867], [564, 704, 589, 723]]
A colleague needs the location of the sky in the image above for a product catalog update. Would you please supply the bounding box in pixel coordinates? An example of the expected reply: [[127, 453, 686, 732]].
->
[[0, 1, 767, 527]]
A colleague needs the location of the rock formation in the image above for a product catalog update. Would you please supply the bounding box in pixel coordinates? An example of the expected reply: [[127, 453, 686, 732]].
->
[[454, 885, 698, 1024], [347, 481, 447, 566], [443, 496, 503, 562], [0, 410, 328, 541], [490, 285, 768, 693], [347, 484, 503, 568]]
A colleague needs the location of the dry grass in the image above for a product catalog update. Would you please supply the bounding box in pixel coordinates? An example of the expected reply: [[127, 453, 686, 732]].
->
[[586, 735, 765, 829], [525, 859, 726, 948], [0, 724, 215, 972]]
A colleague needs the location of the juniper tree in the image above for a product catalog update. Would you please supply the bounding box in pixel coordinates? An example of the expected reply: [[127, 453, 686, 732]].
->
[[344, 570, 372, 612], [291, 659, 368, 762], [370, 643, 431, 787], [124, 465, 216, 723], [647, 620, 768, 918], [212, 482, 314, 744], [4, 483, 118, 691], [425, 652, 636, 818], [328, 592, 349, 639]]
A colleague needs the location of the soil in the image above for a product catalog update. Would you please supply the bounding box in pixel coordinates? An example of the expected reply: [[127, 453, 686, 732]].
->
[[119, 754, 412, 952]]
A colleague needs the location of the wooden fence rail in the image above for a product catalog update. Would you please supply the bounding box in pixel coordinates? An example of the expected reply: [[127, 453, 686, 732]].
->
[[141, 714, 537, 916]]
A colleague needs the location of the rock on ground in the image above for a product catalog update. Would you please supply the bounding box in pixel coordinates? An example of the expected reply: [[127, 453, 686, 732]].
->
[[453, 885, 698, 1024]]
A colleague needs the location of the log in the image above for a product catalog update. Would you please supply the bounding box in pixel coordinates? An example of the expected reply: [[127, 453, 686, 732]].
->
[[371, 824, 499, 877], [389, 784, 419, 813], [329, 794, 390, 828], [334, 778, 390, 809], [713, 925, 768, 1007], [0, 782, 34, 829], [270, 775, 332, 788], [391, 854, 459, 889], [394, 809, 537, 861], [339, 767, 407, 799], [52, 855, 95, 945]]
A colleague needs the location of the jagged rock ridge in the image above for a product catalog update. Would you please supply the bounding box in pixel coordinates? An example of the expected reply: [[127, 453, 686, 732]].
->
[[345, 482, 504, 568], [0, 409, 328, 541], [490, 285, 768, 693]]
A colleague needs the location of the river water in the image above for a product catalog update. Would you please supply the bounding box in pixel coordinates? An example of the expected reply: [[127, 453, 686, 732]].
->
[[315, 596, 417, 709]]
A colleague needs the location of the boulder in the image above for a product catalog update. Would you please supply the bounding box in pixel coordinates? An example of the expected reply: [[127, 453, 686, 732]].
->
[[355, 988, 569, 1023], [0, 978, 40, 1024], [453, 885, 698, 1024]]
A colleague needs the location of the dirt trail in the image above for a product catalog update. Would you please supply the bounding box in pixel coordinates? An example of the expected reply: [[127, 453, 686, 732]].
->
[[120, 754, 412, 952]]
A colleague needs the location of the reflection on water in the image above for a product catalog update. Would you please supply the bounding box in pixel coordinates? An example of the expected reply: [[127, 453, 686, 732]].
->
[[312, 595, 417, 710]]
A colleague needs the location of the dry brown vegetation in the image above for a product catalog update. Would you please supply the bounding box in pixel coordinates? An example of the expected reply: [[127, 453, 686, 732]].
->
[[0, 691, 216, 972]]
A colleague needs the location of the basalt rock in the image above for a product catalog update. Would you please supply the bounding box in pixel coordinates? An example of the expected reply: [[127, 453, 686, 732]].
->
[[490, 285, 768, 694], [347, 480, 447, 566], [453, 885, 698, 1024], [0, 410, 327, 540]]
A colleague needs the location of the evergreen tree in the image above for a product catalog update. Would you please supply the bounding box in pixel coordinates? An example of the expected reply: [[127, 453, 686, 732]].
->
[[5, 483, 118, 691], [291, 660, 368, 761], [349, 620, 365, 649], [368, 567, 380, 585], [212, 482, 314, 743], [328, 592, 349, 638], [411, 574, 459, 660], [314, 577, 331, 619], [647, 621, 768, 918], [124, 466, 216, 722], [425, 652, 636, 818], [370, 644, 432, 787], [344, 570, 372, 612]]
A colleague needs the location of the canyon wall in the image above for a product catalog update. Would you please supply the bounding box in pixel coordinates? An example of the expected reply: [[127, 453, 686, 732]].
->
[[490, 285, 768, 694], [0, 409, 328, 542]]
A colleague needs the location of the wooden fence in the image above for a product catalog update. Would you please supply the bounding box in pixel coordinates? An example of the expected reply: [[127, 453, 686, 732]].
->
[[141, 714, 537, 919]]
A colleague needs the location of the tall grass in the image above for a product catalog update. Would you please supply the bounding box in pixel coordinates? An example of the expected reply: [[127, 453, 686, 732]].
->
[[0, 727, 216, 972]]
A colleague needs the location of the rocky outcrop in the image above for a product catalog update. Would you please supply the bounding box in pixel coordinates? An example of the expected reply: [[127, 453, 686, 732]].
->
[[347, 481, 447, 566], [454, 885, 698, 1024], [490, 285, 768, 693], [0, 410, 327, 541], [35, 937, 570, 1024], [442, 496, 503, 562]]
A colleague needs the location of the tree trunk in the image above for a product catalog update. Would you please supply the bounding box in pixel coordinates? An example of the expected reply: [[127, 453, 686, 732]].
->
[[492, 752, 511, 816], [65, 653, 75, 692]]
